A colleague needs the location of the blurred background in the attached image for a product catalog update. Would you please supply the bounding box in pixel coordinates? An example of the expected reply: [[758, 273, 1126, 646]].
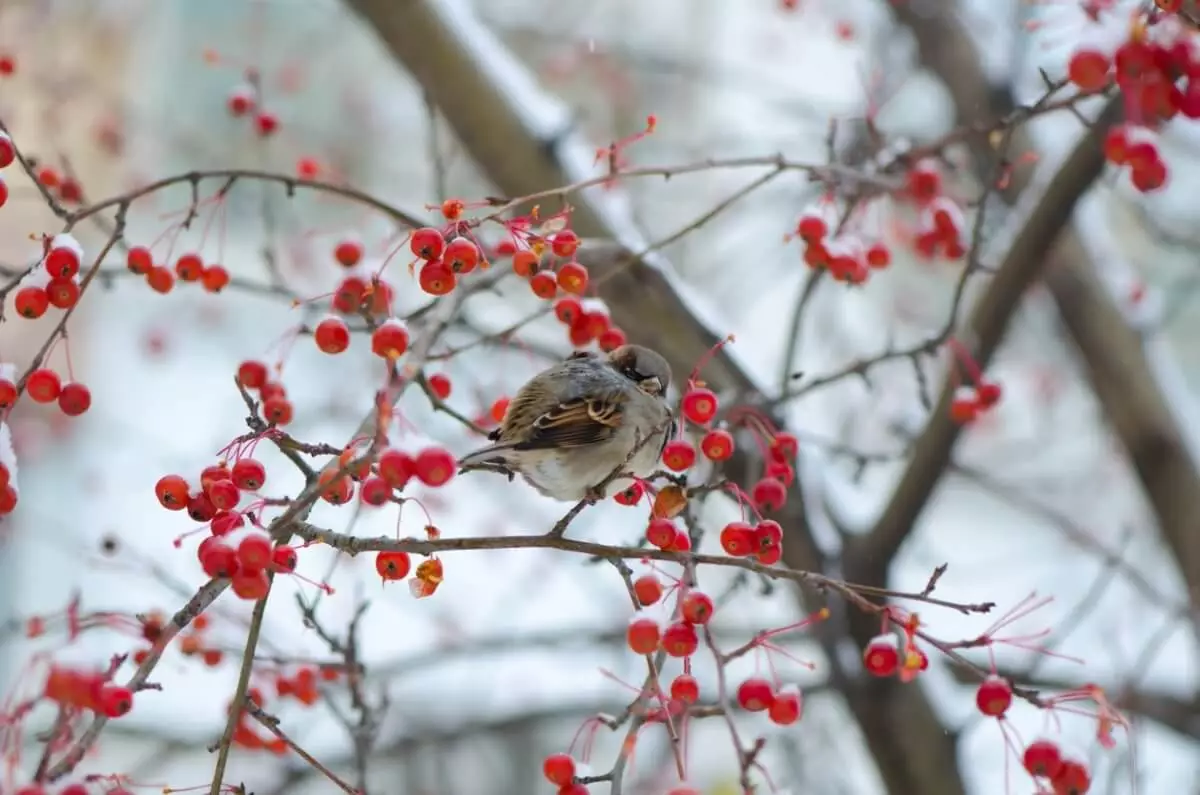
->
[[0, 0, 1198, 793]]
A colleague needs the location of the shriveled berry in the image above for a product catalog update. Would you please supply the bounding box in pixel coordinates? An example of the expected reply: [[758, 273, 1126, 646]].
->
[[613, 481, 643, 506]]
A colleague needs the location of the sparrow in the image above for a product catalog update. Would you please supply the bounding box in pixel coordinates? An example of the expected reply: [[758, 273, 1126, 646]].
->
[[458, 344, 674, 502]]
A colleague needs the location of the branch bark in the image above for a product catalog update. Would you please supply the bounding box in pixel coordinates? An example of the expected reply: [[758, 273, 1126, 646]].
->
[[892, 0, 1200, 609]]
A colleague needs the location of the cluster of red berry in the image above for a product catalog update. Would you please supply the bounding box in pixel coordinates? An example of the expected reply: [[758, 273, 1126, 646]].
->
[[1070, 6, 1199, 193], [794, 209, 894, 283], [235, 359, 294, 426], [14, 234, 86, 317], [124, 245, 230, 296], [226, 81, 280, 138]]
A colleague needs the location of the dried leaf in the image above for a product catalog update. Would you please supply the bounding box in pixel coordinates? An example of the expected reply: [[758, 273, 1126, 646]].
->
[[652, 485, 687, 519]]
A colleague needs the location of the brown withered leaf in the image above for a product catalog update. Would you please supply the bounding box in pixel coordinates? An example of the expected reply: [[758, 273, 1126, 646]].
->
[[652, 485, 687, 519]]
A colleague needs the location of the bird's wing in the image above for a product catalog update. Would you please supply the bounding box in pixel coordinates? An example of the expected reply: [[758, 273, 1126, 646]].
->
[[508, 387, 627, 450]]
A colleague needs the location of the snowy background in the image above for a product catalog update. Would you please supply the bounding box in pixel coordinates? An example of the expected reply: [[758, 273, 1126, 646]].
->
[[1, 0, 1198, 793]]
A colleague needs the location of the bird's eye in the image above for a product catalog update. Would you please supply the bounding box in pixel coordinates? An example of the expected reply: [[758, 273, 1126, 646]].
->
[[638, 376, 663, 395]]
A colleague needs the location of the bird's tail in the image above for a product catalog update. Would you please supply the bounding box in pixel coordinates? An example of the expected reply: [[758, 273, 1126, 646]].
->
[[457, 444, 513, 471]]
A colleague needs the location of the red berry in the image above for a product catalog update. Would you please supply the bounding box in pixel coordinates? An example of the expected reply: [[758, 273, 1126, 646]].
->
[[735, 677, 774, 712], [319, 471, 354, 504], [198, 538, 238, 577], [553, 297, 583, 325], [187, 491, 217, 522], [440, 199, 464, 220], [410, 227, 446, 260], [613, 481, 643, 506], [227, 85, 255, 115], [54, 381, 90, 416], [530, 271, 557, 299], [1022, 739, 1064, 779], [700, 428, 734, 461], [0, 378, 17, 409], [670, 674, 699, 704], [443, 237, 480, 273], [681, 388, 718, 424], [645, 517, 677, 549], [26, 368, 62, 403], [550, 229, 580, 257], [254, 111, 279, 136], [597, 327, 626, 352], [47, 273, 86, 314], [147, 266, 174, 294], [237, 532, 273, 572], [555, 261, 588, 295], [865, 242, 891, 268], [263, 395, 294, 425], [632, 574, 663, 606], [231, 458, 266, 491], [511, 249, 538, 277], [0, 132, 13, 167], [98, 685, 133, 718], [719, 521, 755, 556], [1051, 759, 1091, 794], [862, 634, 900, 677], [976, 381, 1002, 407], [333, 276, 367, 312], [427, 373, 452, 399], [155, 474, 189, 510], [660, 621, 698, 657], [796, 212, 827, 241], [314, 316, 351, 354], [359, 475, 391, 506], [669, 529, 691, 552], [378, 448, 415, 488], [375, 550, 411, 580], [949, 394, 980, 424], [626, 616, 661, 654], [14, 286, 48, 319], [237, 360, 268, 389], [661, 440, 696, 471], [231, 568, 270, 599], [767, 684, 802, 725], [975, 674, 1012, 717], [751, 476, 786, 511], [175, 253, 203, 281], [202, 265, 230, 293], [680, 590, 714, 625], [272, 545, 298, 573], [334, 238, 363, 267], [418, 260, 456, 295], [371, 319, 409, 359], [414, 447, 455, 487], [1067, 48, 1111, 91], [206, 479, 240, 511], [906, 159, 941, 202], [542, 753, 576, 786], [45, 234, 82, 278], [210, 511, 244, 537]]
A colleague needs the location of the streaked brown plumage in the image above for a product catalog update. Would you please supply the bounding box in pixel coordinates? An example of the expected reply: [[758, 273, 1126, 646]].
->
[[457, 345, 674, 501]]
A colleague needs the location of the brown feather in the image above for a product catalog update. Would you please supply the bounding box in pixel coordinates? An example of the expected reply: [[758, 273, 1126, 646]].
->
[[513, 397, 625, 450]]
